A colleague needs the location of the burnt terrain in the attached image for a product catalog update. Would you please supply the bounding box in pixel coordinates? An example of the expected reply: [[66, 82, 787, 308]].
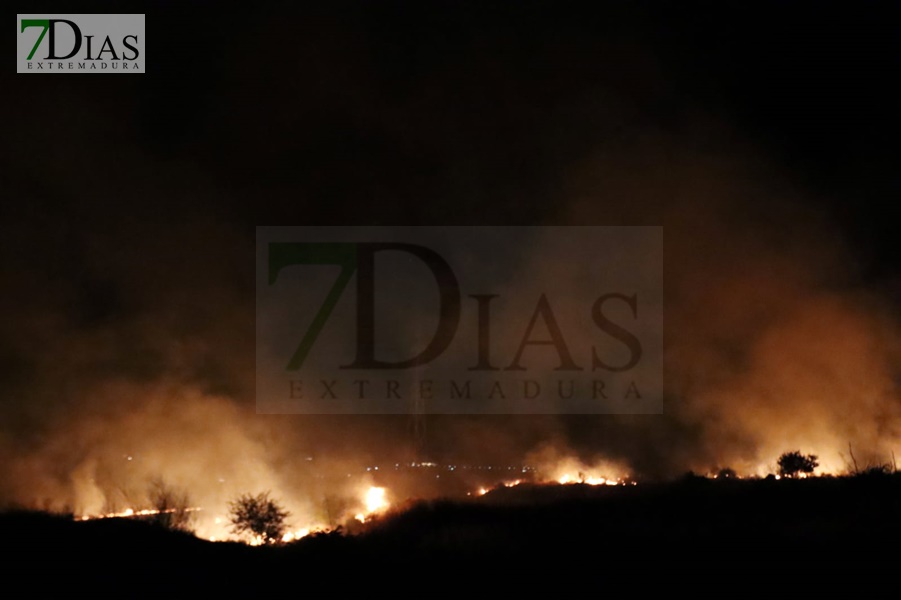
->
[[4, 472, 898, 591]]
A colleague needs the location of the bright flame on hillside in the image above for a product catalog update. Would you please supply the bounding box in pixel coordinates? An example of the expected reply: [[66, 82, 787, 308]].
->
[[281, 527, 325, 543], [365, 487, 387, 513], [77, 506, 202, 521], [556, 473, 623, 486], [355, 486, 390, 523]]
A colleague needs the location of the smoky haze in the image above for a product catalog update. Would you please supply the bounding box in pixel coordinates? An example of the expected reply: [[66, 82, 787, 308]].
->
[[1, 3, 898, 535]]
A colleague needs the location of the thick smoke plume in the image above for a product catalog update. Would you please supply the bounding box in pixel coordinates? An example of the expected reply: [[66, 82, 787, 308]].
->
[[563, 135, 901, 475]]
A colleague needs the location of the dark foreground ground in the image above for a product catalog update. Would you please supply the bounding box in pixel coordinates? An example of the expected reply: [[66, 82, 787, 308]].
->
[[3, 473, 898, 592]]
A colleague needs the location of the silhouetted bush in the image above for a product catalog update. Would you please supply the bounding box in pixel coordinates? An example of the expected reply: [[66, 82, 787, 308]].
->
[[148, 477, 194, 533], [777, 451, 818, 478], [228, 491, 290, 545]]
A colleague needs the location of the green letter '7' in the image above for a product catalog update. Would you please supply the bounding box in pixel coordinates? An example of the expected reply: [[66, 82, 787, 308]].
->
[[268, 243, 357, 371], [21, 19, 50, 60]]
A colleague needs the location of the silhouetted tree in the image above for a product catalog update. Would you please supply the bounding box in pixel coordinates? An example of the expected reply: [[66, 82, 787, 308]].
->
[[228, 491, 290, 545], [148, 477, 194, 532], [777, 451, 818, 478]]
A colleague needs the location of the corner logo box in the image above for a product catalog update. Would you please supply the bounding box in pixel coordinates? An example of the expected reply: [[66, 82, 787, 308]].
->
[[256, 226, 664, 415], [17, 14, 144, 73]]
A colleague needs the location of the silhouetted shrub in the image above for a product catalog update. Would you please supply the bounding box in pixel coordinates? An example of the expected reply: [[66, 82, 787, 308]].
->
[[148, 477, 194, 533], [777, 451, 818, 478], [228, 491, 290, 545]]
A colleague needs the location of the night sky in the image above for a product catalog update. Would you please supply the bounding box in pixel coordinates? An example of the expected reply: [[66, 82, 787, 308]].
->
[[2, 2, 899, 511]]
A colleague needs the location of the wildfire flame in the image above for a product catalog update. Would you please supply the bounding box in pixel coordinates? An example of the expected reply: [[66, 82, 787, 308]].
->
[[355, 486, 390, 523], [556, 474, 623, 486], [77, 506, 202, 521], [77, 485, 397, 541], [365, 486, 387, 513], [282, 527, 323, 543]]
